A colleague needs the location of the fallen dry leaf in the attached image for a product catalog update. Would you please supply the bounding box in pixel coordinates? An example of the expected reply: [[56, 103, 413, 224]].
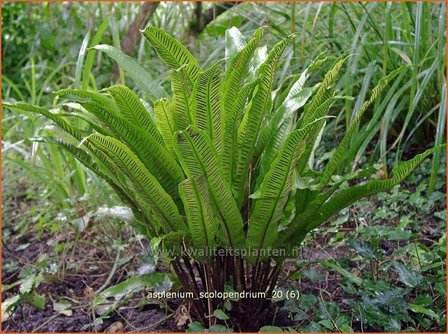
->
[[174, 304, 191, 328], [105, 321, 123, 332]]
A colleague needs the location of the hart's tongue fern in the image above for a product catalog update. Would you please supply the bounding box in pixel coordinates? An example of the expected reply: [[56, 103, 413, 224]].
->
[[5, 26, 444, 330]]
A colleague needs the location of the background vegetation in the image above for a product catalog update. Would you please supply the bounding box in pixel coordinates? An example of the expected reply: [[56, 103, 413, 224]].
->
[[2, 1, 446, 332]]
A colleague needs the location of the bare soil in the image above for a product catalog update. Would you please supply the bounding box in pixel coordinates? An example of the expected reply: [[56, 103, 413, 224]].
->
[[2, 186, 444, 332]]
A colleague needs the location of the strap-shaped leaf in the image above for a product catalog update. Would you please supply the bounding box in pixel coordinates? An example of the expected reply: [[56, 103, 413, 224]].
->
[[174, 128, 245, 249], [255, 81, 313, 159], [291, 165, 376, 221], [31, 136, 115, 185], [247, 126, 309, 263], [87, 133, 187, 233], [256, 86, 314, 171], [248, 46, 268, 82], [32, 137, 154, 237], [92, 148, 161, 237], [221, 80, 258, 184], [193, 62, 223, 153], [273, 53, 329, 110], [56, 89, 184, 198], [314, 144, 445, 228], [280, 144, 444, 248], [56, 88, 120, 114], [225, 26, 246, 63], [223, 27, 264, 116], [247, 123, 313, 260], [141, 26, 201, 84], [57, 109, 114, 137], [93, 273, 173, 310], [4, 103, 83, 140], [179, 176, 217, 250], [93, 44, 167, 101], [254, 55, 329, 163], [276, 179, 343, 249], [255, 119, 293, 189], [233, 35, 293, 205], [104, 85, 163, 145], [319, 66, 408, 189], [296, 96, 352, 174], [154, 98, 176, 155], [171, 66, 193, 131], [299, 54, 348, 128]]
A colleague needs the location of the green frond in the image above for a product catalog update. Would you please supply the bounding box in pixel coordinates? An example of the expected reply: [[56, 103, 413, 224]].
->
[[87, 133, 187, 233], [223, 27, 264, 116], [92, 44, 167, 101], [273, 53, 329, 110], [299, 54, 348, 128], [233, 35, 293, 206], [256, 118, 294, 185], [255, 55, 328, 161], [154, 98, 176, 155], [256, 86, 314, 165], [276, 179, 342, 249], [31, 137, 154, 237], [56, 88, 120, 114], [179, 176, 217, 252], [104, 85, 163, 145], [280, 144, 444, 249], [319, 66, 408, 189], [4, 103, 84, 140], [90, 148, 163, 237], [141, 26, 201, 84], [171, 66, 193, 131], [56, 110, 114, 137], [247, 127, 307, 263], [193, 62, 224, 153], [174, 128, 245, 249], [296, 96, 352, 174], [221, 80, 259, 184], [315, 144, 445, 228], [31, 136, 109, 181], [55, 89, 184, 198]]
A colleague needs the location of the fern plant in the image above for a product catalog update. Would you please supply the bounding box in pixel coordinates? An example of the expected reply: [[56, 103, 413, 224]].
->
[[5, 26, 443, 330]]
